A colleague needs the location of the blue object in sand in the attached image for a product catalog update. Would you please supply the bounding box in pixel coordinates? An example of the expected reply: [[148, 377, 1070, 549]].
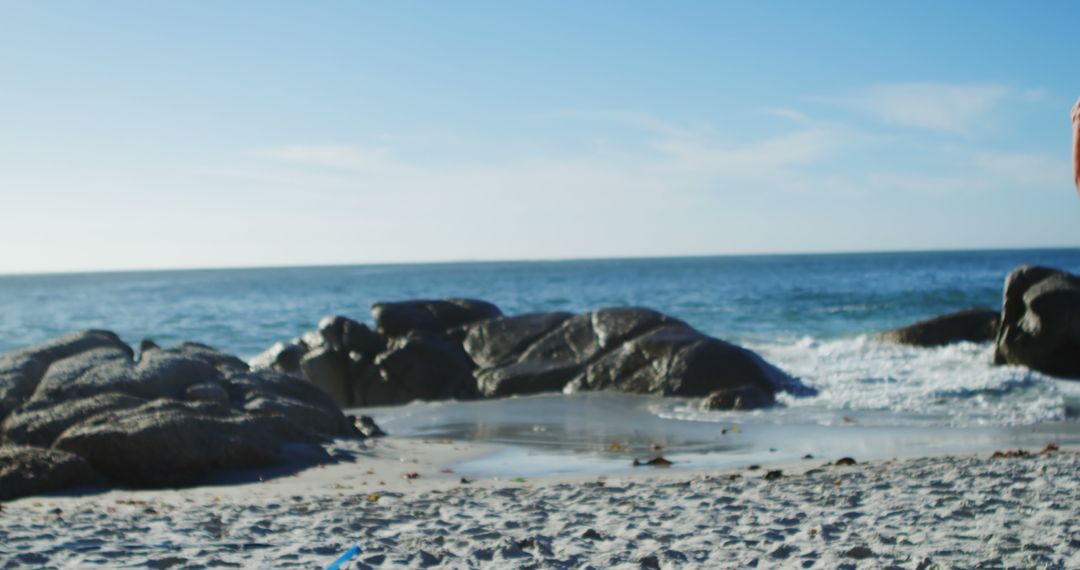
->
[[326, 544, 361, 570]]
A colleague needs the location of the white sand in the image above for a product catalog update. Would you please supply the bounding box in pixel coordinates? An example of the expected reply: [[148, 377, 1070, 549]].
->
[[1, 438, 1076, 569]]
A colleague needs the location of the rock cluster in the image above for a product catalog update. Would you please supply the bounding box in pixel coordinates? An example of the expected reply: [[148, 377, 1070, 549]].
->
[[0, 331, 359, 500], [251, 299, 806, 410], [993, 265, 1080, 378], [879, 264, 1080, 380]]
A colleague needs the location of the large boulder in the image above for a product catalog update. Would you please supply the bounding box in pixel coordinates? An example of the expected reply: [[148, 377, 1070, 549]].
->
[[880, 308, 1000, 347], [299, 347, 353, 407], [471, 307, 797, 406], [0, 331, 357, 499], [3, 392, 148, 447], [52, 400, 319, 487], [0, 330, 131, 421], [374, 331, 477, 403], [994, 265, 1080, 378], [566, 323, 778, 398], [0, 446, 100, 500], [372, 299, 502, 337]]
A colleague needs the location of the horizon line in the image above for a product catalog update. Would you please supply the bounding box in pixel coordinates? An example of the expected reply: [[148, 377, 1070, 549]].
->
[[3, 244, 1079, 278]]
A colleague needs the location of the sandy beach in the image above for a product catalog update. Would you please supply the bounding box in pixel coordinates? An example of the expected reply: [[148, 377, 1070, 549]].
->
[[2, 437, 1076, 569]]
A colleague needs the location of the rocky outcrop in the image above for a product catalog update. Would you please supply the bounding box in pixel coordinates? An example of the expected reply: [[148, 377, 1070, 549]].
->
[[0, 446, 101, 501], [253, 301, 807, 411], [0, 331, 361, 499], [994, 265, 1080, 378], [52, 399, 325, 486], [880, 308, 999, 347]]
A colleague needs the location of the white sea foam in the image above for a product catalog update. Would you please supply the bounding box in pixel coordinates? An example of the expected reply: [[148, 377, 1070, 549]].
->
[[668, 335, 1068, 428]]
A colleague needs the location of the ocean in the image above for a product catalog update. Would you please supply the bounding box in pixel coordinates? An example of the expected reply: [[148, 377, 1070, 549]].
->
[[3, 249, 1080, 470]]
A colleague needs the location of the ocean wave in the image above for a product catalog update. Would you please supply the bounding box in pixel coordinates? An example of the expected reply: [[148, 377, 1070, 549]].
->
[[681, 335, 1068, 427]]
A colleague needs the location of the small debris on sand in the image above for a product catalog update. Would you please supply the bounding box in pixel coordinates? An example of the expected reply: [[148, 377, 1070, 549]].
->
[[991, 449, 1031, 459], [632, 456, 673, 468]]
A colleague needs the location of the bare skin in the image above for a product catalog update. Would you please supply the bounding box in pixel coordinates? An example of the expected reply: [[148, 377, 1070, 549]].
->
[[1073, 97, 1080, 195]]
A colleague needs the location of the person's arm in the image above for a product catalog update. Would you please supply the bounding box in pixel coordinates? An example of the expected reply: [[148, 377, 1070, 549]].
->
[[1073, 97, 1080, 196]]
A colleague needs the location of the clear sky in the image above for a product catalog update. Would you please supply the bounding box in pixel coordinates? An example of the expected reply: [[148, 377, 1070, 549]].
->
[[2, 1, 1078, 273]]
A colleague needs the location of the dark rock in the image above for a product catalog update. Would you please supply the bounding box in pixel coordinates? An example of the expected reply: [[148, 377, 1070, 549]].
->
[[170, 343, 250, 375], [881, 308, 999, 347], [374, 331, 476, 402], [0, 331, 355, 499], [700, 385, 776, 410], [632, 456, 673, 467], [346, 354, 388, 407], [251, 301, 807, 407], [372, 299, 502, 337], [475, 360, 581, 398], [567, 322, 779, 399], [834, 457, 857, 466], [0, 330, 132, 421], [249, 341, 308, 375], [185, 382, 230, 406], [764, 469, 783, 480], [243, 395, 344, 438], [139, 339, 160, 353], [640, 555, 661, 569], [0, 446, 101, 500], [994, 265, 1080, 378], [353, 415, 386, 438], [2, 392, 147, 447], [0, 355, 47, 422], [228, 370, 344, 421], [463, 312, 573, 368], [317, 315, 347, 351], [845, 546, 874, 559], [52, 399, 322, 486], [518, 308, 671, 366], [300, 348, 353, 407], [28, 346, 134, 403], [32, 348, 228, 405], [342, 319, 384, 357]]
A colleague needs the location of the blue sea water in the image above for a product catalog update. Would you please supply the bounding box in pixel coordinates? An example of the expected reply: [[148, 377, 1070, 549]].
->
[[2, 248, 1079, 430]]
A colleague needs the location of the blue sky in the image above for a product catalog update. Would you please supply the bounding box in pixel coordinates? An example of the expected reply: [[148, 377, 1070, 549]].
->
[[1, 1, 1078, 273]]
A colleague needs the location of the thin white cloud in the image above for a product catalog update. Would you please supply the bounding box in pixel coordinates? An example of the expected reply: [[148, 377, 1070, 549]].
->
[[831, 82, 1015, 134], [256, 145, 394, 171], [650, 128, 850, 178], [760, 107, 814, 123], [547, 108, 697, 139]]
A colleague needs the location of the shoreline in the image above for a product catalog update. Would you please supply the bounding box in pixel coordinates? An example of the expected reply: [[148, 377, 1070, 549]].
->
[[3, 437, 1076, 568]]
